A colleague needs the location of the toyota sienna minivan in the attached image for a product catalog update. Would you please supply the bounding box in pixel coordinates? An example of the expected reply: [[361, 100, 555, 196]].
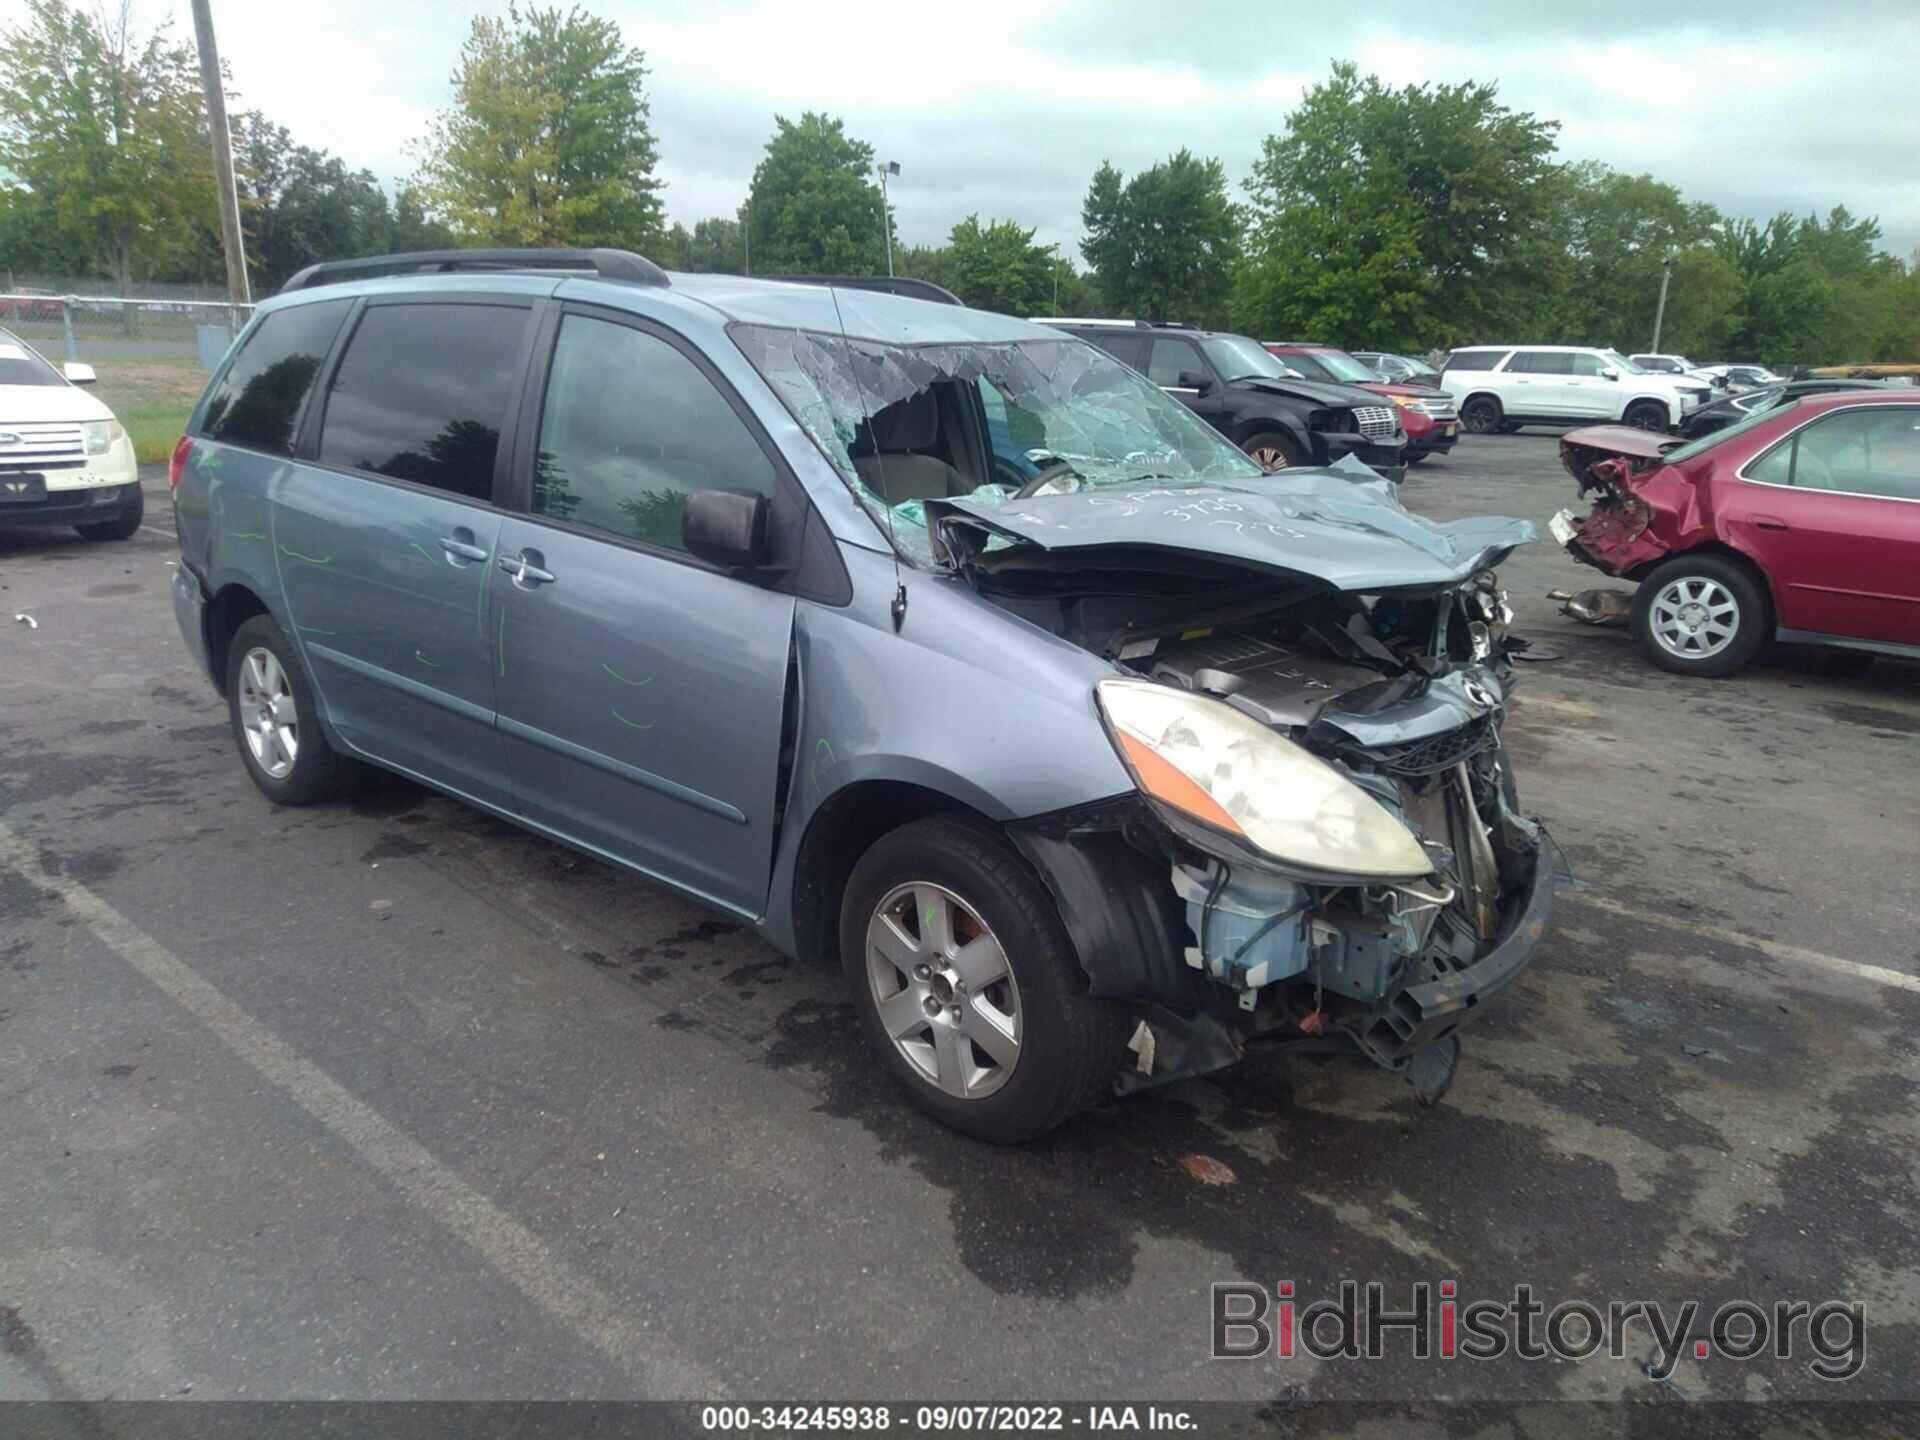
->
[[170, 248, 1553, 1142]]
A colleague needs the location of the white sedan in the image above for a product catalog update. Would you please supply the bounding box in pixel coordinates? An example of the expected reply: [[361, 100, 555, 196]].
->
[[0, 328, 142, 541]]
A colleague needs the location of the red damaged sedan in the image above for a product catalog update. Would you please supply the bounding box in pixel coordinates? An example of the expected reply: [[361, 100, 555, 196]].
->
[[1551, 392, 1920, 676]]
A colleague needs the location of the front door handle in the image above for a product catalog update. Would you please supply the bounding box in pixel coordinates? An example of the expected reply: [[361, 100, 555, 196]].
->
[[439, 533, 490, 562], [498, 550, 556, 587], [1751, 514, 1790, 531]]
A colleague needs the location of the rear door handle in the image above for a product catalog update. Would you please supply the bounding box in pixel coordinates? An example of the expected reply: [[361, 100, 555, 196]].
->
[[1752, 514, 1790, 531], [439, 533, 490, 562], [498, 550, 556, 587]]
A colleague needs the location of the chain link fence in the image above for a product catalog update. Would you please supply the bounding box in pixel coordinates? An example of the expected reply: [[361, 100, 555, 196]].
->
[[1, 292, 254, 368]]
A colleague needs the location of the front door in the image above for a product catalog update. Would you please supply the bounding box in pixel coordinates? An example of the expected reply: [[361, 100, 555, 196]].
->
[[1728, 405, 1920, 644], [1561, 351, 1617, 417], [277, 297, 535, 808], [1148, 336, 1228, 434], [491, 308, 796, 917]]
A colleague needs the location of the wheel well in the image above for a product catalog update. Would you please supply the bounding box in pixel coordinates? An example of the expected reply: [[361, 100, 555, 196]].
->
[[790, 780, 982, 969], [1462, 391, 1502, 414], [1632, 543, 1776, 622], [1623, 397, 1669, 424], [204, 583, 270, 696]]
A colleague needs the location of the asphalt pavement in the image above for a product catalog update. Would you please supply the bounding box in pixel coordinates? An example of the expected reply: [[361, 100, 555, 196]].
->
[[3, 438, 1918, 1421]]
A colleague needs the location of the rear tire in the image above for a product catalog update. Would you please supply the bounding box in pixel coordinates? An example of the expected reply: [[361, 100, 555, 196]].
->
[[225, 614, 359, 804], [1242, 431, 1305, 470], [839, 815, 1129, 1143], [74, 483, 143, 541], [1632, 553, 1768, 678], [1460, 396, 1503, 434]]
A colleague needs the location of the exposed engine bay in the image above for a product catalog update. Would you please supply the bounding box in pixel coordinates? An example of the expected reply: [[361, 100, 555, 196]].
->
[[976, 550, 1548, 1101]]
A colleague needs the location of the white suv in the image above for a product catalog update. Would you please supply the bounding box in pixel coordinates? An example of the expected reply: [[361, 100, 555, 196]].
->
[[1440, 345, 1712, 435]]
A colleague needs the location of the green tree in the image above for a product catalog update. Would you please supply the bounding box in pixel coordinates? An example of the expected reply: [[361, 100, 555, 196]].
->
[[682, 215, 744, 273], [412, 4, 663, 249], [742, 112, 888, 275], [1081, 150, 1239, 325], [390, 184, 456, 253], [1238, 62, 1559, 348], [234, 113, 395, 289], [944, 215, 1055, 315], [0, 0, 213, 288]]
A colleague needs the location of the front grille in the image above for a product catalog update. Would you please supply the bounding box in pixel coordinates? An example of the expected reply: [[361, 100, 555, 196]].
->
[[1353, 405, 1397, 440], [0, 422, 85, 466], [1355, 716, 1497, 777]]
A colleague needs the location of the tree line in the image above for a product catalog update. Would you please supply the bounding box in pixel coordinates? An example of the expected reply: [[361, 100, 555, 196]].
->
[[3, 4, 1913, 365]]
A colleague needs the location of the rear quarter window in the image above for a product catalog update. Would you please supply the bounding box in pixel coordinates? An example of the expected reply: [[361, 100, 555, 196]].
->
[[198, 299, 352, 454]]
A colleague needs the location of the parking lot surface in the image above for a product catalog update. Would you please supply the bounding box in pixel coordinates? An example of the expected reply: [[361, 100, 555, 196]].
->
[[3, 435, 1918, 1413]]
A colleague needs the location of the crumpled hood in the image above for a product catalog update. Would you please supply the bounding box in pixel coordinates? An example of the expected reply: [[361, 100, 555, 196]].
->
[[927, 456, 1536, 592], [1235, 375, 1383, 409]]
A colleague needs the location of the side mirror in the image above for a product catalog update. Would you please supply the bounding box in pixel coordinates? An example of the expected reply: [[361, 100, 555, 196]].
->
[[681, 488, 769, 569], [63, 361, 97, 385], [1600, 367, 1619, 381], [1175, 370, 1213, 395]]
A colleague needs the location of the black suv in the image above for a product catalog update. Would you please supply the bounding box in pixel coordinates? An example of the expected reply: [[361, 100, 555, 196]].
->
[[1040, 319, 1407, 476]]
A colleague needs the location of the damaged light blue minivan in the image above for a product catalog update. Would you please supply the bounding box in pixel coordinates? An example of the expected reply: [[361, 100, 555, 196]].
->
[[170, 249, 1553, 1142]]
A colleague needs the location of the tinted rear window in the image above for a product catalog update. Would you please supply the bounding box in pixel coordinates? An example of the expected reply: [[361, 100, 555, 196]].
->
[[318, 303, 530, 501], [199, 299, 352, 454], [1445, 349, 1509, 372]]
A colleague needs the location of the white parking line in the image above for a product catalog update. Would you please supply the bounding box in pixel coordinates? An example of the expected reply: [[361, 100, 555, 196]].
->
[[1562, 890, 1920, 995], [138, 525, 174, 540], [0, 819, 723, 1399]]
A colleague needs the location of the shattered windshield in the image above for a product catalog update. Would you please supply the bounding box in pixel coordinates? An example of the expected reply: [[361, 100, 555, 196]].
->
[[734, 325, 1261, 564]]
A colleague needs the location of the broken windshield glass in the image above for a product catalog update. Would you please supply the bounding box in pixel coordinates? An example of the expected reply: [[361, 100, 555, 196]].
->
[[733, 325, 1261, 564]]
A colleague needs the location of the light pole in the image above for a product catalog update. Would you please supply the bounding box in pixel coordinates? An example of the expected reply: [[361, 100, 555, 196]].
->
[[1045, 242, 1061, 310], [1650, 253, 1676, 352], [877, 161, 900, 277]]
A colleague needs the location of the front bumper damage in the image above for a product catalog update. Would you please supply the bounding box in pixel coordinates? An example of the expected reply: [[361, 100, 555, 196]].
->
[[1011, 676, 1554, 1101]]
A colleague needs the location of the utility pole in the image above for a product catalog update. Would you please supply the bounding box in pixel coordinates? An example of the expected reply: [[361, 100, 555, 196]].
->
[[189, 0, 251, 324], [1649, 253, 1675, 353], [877, 161, 900, 277]]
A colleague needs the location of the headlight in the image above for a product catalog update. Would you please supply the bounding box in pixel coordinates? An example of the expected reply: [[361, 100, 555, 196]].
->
[[1095, 678, 1432, 878], [83, 420, 123, 456], [1387, 393, 1417, 410]]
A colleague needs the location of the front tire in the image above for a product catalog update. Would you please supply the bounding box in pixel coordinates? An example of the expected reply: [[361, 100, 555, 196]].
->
[[1460, 396, 1503, 434], [225, 614, 359, 804], [74, 483, 143, 541], [1242, 431, 1305, 470], [1624, 400, 1669, 432], [839, 815, 1129, 1143], [1632, 554, 1768, 677]]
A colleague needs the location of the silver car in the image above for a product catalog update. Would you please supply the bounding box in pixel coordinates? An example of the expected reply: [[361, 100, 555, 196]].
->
[[171, 249, 1553, 1142]]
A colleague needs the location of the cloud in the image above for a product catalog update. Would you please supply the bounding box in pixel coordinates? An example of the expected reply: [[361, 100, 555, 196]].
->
[[165, 0, 1920, 262]]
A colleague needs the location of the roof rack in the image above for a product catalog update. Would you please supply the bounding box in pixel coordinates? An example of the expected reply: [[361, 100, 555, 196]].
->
[[762, 274, 962, 306], [1029, 317, 1196, 330], [279, 247, 671, 295]]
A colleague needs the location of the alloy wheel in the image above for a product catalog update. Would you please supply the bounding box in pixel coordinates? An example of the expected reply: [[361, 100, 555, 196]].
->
[[865, 881, 1022, 1100], [1248, 444, 1294, 470], [1461, 399, 1499, 434], [1649, 577, 1739, 660], [238, 646, 299, 779]]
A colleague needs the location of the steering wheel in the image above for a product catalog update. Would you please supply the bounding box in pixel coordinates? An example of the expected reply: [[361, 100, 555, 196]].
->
[[1012, 460, 1082, 499]]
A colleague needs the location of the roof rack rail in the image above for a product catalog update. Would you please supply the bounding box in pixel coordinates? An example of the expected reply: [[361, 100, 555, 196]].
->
[[1029, 317, 1195, 330], [762, 274, 962, 306], [279, 247, 671, 295]]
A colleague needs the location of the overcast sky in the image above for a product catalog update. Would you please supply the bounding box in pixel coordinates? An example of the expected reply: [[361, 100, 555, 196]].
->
[[140, 0, 1920, 263]]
